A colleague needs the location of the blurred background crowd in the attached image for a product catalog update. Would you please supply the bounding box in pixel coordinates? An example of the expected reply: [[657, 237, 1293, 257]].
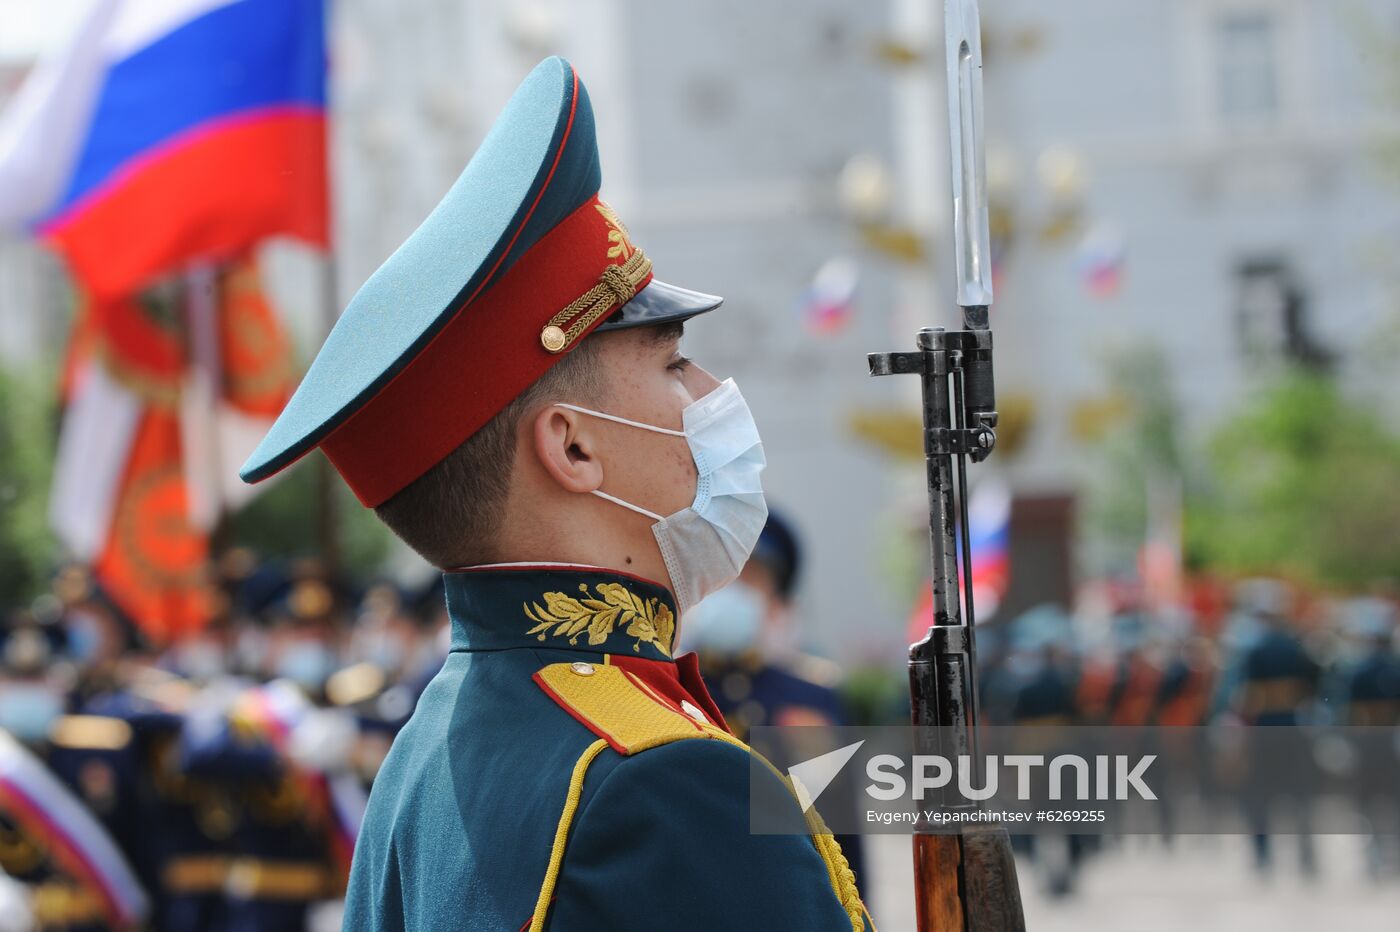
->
[[3, 0, 1400, 929]]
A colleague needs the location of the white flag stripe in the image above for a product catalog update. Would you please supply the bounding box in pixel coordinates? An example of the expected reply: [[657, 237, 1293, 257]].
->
[[0, 0, 120, 228], [215, 404, 279, 509], [49, 360, 142, 559], [104, 0, 242, 59]]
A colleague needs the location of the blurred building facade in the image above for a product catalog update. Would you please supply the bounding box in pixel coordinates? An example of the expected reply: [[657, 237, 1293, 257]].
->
[[3, 0, 1400, 657], [984, 0, 1400, 494]]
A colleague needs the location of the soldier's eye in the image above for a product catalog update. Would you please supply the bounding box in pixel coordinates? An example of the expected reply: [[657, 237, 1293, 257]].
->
[[667, 356, 692, 372]]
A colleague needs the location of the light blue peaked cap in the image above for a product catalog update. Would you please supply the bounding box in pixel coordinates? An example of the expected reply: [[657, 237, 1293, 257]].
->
[[240, 57, 721, 497]]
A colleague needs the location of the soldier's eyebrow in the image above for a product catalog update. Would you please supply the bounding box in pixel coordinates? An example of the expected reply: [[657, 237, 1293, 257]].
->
[[645, 322, 684, 348]]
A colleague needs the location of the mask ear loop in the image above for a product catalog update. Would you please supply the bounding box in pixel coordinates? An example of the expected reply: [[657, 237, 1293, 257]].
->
[[554, 403, 687, 437], [590, 489, 664, 523], [555, 403, 685, 520]]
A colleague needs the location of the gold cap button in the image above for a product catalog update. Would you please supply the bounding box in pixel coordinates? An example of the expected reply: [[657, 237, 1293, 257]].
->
[[540, 325, 567, 353], [570, 661, 595, 676]]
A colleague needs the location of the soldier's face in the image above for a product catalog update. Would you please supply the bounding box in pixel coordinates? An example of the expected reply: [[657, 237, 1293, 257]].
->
[[588, 323, 721, 520]]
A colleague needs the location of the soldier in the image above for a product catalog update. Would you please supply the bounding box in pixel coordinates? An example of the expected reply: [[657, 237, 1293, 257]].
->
[[238, 58, 871, 931], [1001, 605, 1086, 897], [1224, 579, 1320, 877], [1336, 596, 1400, 727], [0, 611, 150, 931], [1076, 606, 1162, 727], [1334, 596, 1400, 877]]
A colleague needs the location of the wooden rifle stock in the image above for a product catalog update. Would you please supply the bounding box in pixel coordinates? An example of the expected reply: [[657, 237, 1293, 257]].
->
[[914, 828, 1025, 932], [908, 603, 1026, 932]]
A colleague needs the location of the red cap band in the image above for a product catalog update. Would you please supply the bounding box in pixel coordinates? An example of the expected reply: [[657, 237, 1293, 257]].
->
[[320, 194, 653, 506]]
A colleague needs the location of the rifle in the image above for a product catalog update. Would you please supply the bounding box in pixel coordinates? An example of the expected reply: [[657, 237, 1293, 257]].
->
[[868, 1, 1027, 929]]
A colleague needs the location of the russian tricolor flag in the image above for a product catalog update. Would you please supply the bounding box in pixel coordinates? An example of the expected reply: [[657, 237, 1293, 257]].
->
[[0, 0, 327, 297], [906, 479, 1013, 644]]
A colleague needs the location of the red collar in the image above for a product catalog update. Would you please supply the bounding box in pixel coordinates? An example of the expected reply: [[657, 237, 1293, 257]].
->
[[608, 652, 732, 735]]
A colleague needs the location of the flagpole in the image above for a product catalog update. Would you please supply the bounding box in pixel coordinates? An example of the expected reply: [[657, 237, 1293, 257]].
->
[[315, 0, 340, 573], [316, 252, 341, 573], [184, 263, 231, 561]]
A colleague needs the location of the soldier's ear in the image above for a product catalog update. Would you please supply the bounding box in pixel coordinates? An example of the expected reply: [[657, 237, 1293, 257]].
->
[[531, 404, 604, 495]]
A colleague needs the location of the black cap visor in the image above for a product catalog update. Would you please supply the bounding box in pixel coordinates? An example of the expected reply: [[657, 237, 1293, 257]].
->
[[594, 278, 723, 332]]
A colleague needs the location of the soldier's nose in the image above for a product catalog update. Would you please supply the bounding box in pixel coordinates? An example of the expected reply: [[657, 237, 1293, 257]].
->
[[684, 364, 722, 400]]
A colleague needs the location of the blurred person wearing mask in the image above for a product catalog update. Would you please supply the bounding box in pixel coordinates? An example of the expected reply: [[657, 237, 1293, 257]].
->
[[347, 582, 445, 695], [53, 568, 148, 710], [237, 60, 869, 932], [330, 583, 444, 778], [0, 611, 151, 930], [264, 568, 350, 702], [682, 509, 866, 888], [176, 567, 364, 932], [683, 509, 847, 735], [161, 546, 270, 686], [161, 588, 243, 689], [0, 612, 69, 746]]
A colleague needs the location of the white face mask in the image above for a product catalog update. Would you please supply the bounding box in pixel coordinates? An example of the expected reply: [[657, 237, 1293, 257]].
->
[[556, 378, 769, 614]]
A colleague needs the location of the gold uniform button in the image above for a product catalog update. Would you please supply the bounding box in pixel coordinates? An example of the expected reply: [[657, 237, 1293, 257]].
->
[[680, 700, 708, 723], [540, 325, 567, 353], [570, 662, 595, 676]]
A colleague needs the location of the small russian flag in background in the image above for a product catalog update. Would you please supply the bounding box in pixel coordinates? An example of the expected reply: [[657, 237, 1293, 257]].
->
[[0, 0, 328, 297], [797, 255, 859, 336], [905, 479, 1013, 644]]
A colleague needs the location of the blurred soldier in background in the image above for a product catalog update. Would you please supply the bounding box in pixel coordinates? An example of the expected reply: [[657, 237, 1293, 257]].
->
[[1002, 605, 1088, 897], [0, 609, 151, 930], [683, 509, 846, 734], [204, 566, 360, 932], [0, 612, 67, 747], [53, 568, 153, 714], [683, 508, 866, 890], [1220, 579, 1321, 877], [1336, 596, 1400, 878], [1152, 609, 1215, 728], [1076, 602, 1162, 727], [1336, 596, 1400, 727], [1003, 605, 1078, 728], [1229, 580, 1320, 728]]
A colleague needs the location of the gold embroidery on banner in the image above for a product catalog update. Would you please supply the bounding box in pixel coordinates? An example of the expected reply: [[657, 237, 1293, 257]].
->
[[524, 582, 675, 657]]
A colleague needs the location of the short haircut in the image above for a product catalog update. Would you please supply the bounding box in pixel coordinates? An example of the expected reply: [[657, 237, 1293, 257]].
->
[[374, 337, 607, 567]]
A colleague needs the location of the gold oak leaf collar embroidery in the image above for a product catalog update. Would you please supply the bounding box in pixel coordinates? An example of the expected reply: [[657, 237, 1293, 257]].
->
[[524, 582, 675, 657]]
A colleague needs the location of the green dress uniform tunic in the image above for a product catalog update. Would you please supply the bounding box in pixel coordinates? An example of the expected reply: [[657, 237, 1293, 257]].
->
[[343, 566, 871, 931]]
